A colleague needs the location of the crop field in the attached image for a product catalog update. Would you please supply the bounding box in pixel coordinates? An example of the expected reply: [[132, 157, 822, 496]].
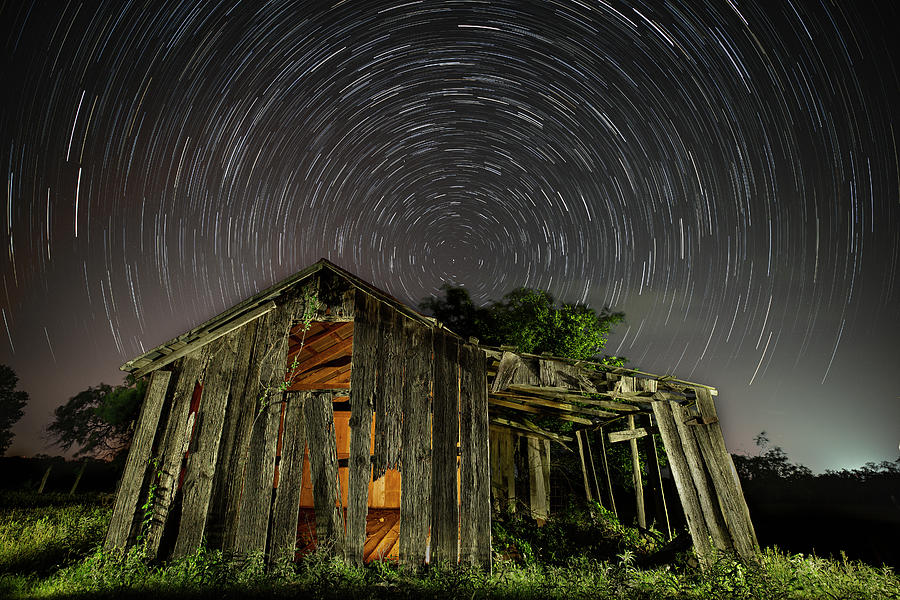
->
[[1, 492, 898, 599]]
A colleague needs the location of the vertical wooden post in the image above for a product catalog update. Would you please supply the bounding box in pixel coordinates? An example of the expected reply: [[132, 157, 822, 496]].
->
[[268, 391, 307, 562], [584, 431, 603, 508], [643, 414, 671, 539], [69, 460, 87, 496], [671, 403, 731, 550], [399, 320, 432, 567], [373, 305, 402, 478], [526, 436, 549, 524], [576, 430, 593, 501], [304, 391, 344, 556], [628, 414, 646, 529], [37, 465, 52, 494], [430, 330, 459, 564], [597, 426, 617, 517], [458, 343, 491, 568], [348, 291, 377, 565], [210, 319, 259, 551]]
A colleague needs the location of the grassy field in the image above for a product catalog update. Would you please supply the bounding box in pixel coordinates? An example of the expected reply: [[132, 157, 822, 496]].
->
[[1, 492, 898, 599]]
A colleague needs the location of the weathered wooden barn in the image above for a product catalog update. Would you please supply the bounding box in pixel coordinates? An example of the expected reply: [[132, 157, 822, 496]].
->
[[106, 259, 757, 569]]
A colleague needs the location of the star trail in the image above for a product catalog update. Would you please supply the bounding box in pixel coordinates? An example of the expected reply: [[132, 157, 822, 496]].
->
[[1, 0, 898, 471]]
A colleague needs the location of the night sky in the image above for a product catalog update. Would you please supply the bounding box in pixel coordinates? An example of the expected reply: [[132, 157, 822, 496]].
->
[[2, 0, 898, 473]]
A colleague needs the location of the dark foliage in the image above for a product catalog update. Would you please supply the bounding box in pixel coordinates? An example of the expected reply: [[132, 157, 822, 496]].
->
[[0, 364, 29, 454], [419, 284, 625, 363]]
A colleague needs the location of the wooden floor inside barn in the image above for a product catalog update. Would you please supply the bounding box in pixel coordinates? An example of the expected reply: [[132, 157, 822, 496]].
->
[[296, 508, 401, 563]]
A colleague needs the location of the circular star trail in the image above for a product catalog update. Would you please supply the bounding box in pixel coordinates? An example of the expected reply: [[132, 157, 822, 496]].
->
[[2, 0, 898, 471]]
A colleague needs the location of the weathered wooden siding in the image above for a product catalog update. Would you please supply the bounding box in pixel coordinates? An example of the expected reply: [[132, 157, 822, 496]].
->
[[373, 305, 402, 478], [144, 348, 210, 559], [269, 390, 307, 560], [304, 390, 344, 555], [398, 319, 432, 566], [206, 318, 258, 549], [173, 330, 241, 557], [430, 330, 459, 564], [347, 290, 377, 565], [459, 343, 491, 567], [104, 368, 172, 550]]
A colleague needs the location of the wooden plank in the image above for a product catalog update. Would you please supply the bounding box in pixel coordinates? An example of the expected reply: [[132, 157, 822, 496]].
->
[[430, 330, 459, 564], [597, 426, 617, 516], [269, 391, 308, 561], [495, 392, 618, 418], [304, 391, 344, 556], [671, 402, 732, 551], [459, 343, 490, 567], [399, 320, 432, 566], [583, 430, 603, 508], [459, 343, 477, 564], [210, 319, 259, 551], [643, 414, 671, 539], [134, 302, 276, 378], [490, 427, 516, 513], [526, 437, 549, 523], [489, 417, 573, 445], [314, 268, 355, 321], [173, 333, 238, 557], [104, 369, 172, 550], [231, 392, 281, 555], [651, 399, 714, 567], [491, 351, 520, 392], [691, 388, 759, 560], [347, 290, 377, 565], [608, 428, 649, 443], [230, 294, 303, 556], [628, 414, 647, 529], [373, 305, 402, 478], [144, 351, 208, 559], [576, 430, 592, 502]]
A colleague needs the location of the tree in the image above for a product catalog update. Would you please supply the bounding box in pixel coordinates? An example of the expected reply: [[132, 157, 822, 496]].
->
[[731, 431, 813, 482], [0, 364, 28, 454], [47, 376, 147, 460], [419, 284, 625, 364]]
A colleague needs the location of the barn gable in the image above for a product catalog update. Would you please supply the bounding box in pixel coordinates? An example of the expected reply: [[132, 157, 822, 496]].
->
[[107, 260, 491, 566]]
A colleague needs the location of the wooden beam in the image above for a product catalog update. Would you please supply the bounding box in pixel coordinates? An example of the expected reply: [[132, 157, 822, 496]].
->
[[105, 369, 172, 550], [597, 426, 617, 517], [211, 319, 259, 551], [174, 332, 239, 558], [583, 429, 603, 508], [628, 414, 646, 529], [459, 344, 491, 569], [144, 350, 208, 559], [347, 290, 377, 565], [269, 391, 308, 562], [373, 305, 402, 478], [576, 430, 593, 502], [399, 320, 432, 566], [304, 391, 344, 556], [134, 302, 276, 378], [431, 330, 459, 564], [489, 417, 573, 445], [608, 428, 649, 443]]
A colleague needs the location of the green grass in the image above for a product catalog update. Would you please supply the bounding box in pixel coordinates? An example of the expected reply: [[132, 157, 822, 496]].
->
[[1, 492, 898, 599]]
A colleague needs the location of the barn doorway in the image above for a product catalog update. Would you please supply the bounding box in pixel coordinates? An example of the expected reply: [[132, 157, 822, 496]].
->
[[280, 320, 402, 562]]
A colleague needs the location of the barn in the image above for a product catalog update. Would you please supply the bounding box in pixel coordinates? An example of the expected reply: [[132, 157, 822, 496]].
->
[[106, 259, 757, 569]]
